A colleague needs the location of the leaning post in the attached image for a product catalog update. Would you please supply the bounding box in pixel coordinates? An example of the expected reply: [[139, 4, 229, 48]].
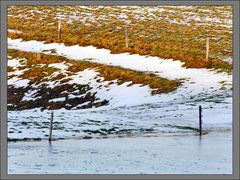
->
[[125, 27, 129, 48], [58, 19, 62, 40], [206, 37, 209, 61], [49, 111, 54, 141]]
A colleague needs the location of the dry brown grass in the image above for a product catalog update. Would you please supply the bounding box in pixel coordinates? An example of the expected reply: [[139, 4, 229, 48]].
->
[[8, 6, 232, 73]]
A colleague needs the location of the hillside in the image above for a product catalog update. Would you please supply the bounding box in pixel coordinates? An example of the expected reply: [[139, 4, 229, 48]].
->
[[8, 5, 232, 72]]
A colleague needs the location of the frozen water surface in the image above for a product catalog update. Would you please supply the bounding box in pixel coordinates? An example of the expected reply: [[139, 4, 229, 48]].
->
[[8, 132, 232, 174]]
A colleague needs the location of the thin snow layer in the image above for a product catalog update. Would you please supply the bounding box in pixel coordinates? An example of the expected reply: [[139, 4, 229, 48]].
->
[[8, 132, 232, 174], [48, 62, 69, 71], [8, 38, 232, 139], [8, 57, 30, 88], [222, 57, 232, 63], [8, 6, 232, 30], [8, 77, 30, 88], [67, 68, 152, 107], [8, 29, 22, 34], [8, 57, 24, 67]]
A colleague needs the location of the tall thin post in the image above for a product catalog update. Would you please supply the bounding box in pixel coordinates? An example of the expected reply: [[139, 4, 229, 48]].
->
[[199, 105, 202, 136], [125, 28, 128, 48], [58, 19, 62, 40], [36, 53, 41, 60], [49, 111, 54, 141], [206, 37, 209, 61]]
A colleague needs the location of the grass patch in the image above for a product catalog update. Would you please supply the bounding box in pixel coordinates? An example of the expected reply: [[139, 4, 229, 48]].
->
[[166, 124, 199, 132], [8, 137, 42, 142]]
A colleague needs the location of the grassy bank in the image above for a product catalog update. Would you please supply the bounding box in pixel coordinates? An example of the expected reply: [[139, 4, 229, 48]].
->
[[8, 6, 232, 73], [8, 49, 181, 110]]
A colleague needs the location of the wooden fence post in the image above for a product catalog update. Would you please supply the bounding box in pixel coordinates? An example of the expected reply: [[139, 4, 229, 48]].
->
[[58, 19, 62, 40], [36, 53, 41, 60], [125, 28, 128, 48], [199, 105, 202, 136], [49, 111, 54, 141], [206, 37, 209, 61]]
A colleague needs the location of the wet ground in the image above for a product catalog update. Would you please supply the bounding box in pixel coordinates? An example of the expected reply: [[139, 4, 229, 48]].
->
[[8, 131, 232, 174]]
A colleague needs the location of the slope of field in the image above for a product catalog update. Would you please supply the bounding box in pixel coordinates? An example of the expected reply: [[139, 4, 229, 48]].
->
[[8, 38, 232, 141], [8, 48, 180, 111]]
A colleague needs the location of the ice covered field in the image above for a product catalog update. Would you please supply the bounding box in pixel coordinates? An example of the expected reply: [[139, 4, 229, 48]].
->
[[7, 37, 232, 174], [8, 132, 232, 174]]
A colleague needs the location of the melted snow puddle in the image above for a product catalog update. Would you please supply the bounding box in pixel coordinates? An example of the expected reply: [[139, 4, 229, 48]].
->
[[7, 38, 232, 140]]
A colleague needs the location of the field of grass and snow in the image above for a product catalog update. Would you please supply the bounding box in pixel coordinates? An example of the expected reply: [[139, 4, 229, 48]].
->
[[7, 5, 232, 174], [8, 6, 232, 71], [7, 37, 232, 141]]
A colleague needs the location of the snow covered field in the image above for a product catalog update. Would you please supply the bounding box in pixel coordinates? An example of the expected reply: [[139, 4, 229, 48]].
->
[[7, 37, 232, 174], [8, 38, 232, 140]]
